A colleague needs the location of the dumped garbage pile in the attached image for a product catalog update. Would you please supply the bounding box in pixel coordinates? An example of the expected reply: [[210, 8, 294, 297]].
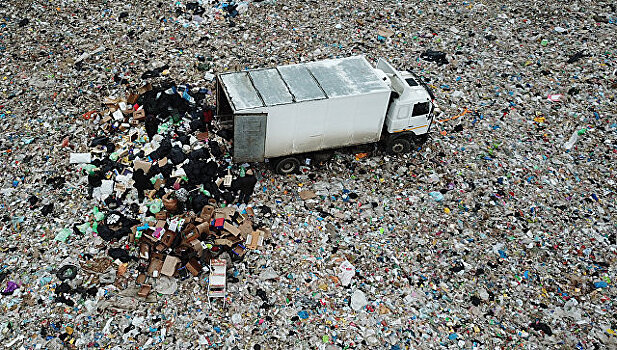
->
[[67, 82, 272, 300]]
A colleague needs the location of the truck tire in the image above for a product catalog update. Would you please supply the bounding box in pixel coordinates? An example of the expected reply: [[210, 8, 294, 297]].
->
[[388, 138, 410, 154], [274, 157, 300, 175]]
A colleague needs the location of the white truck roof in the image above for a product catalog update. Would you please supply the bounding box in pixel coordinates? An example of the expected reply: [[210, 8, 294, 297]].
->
[[218, 56, 390, 111]]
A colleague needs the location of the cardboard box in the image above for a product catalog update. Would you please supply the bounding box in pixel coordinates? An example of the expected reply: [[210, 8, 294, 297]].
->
[[147, 258, 163, 277], [182, 229, 200, 244], [190, 239, 204, 258], [127, 93, 139, 105], [185, 259, 202, 276], [196, 222, 210, 236], [232, 244, 247, 257], [223, 174, 232, 187], [136, 274, 146, 285], [129, 130, 139, 142], [238, 221, 253, 239], [223, 222, 241, 236], [138, 83, 152, 95], [200, 205, 215, 220], [245, 230, 266, 250], [139, 242, 150, 259], [137, 284, 151, 298], [161, 230, 177, 247], [161, 255, 180, 277]]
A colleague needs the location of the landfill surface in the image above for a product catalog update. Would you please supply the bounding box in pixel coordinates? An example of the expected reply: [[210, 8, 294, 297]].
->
[[1, 0, 616, 349]]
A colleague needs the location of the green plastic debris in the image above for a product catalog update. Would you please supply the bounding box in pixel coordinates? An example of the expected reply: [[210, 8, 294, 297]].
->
[[82, 164, 97, 175], [54, 228, 72, 242], [93, 207, 105, 222], [77, 222, 90, 233], [158, 122, 171, 134], [199, 186, 211, 197], [239, 167, 246, 177], [151, 173, 163, 184], [109, 152, 119, 161], [171, 112, 182, 124], [149, 199, 162, 214], [577, 128, 587, 135]]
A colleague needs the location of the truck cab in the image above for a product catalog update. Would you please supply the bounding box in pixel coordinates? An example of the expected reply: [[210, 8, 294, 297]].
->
[[376, 59, 435, 152]]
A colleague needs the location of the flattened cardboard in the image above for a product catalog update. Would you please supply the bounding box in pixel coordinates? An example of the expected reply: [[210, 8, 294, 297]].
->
[[223, 222, 241, 236], [214, 238, 234, 247], [299, 190, 317, 200], [161, 255, 180, 277], [133, 160, 151, 173]]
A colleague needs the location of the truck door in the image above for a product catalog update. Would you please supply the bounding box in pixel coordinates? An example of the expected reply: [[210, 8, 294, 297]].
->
[[408, 101, 431, 132], [233, 113, 267, 162]]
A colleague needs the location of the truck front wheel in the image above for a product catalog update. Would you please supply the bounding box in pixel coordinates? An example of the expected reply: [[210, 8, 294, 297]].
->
[[274, 157, 300, 175], [388, 138, 410, 154]]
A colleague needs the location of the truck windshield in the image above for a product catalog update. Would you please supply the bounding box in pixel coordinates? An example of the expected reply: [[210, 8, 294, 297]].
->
[[407, 71, 435, 100], [405, 78, 419, 87]]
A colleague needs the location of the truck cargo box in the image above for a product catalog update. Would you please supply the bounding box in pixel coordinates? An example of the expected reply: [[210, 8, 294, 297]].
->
[[216, 56, 391, 162]]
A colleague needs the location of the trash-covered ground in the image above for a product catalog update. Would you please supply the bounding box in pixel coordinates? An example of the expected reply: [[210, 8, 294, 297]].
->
[[1, 0, 616, 349]]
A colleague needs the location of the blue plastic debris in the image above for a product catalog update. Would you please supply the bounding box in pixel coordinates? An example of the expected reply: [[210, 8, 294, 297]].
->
[[594, 281, 608, 289], [429, 191, 444, 202]]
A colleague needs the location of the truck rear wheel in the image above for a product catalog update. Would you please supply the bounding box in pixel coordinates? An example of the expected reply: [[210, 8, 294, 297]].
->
[[388, 138, 410, 154], [274, 157, 300, 175]]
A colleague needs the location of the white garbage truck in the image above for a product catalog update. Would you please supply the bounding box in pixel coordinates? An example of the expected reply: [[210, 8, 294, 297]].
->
[[215, 56, 436, 174]]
